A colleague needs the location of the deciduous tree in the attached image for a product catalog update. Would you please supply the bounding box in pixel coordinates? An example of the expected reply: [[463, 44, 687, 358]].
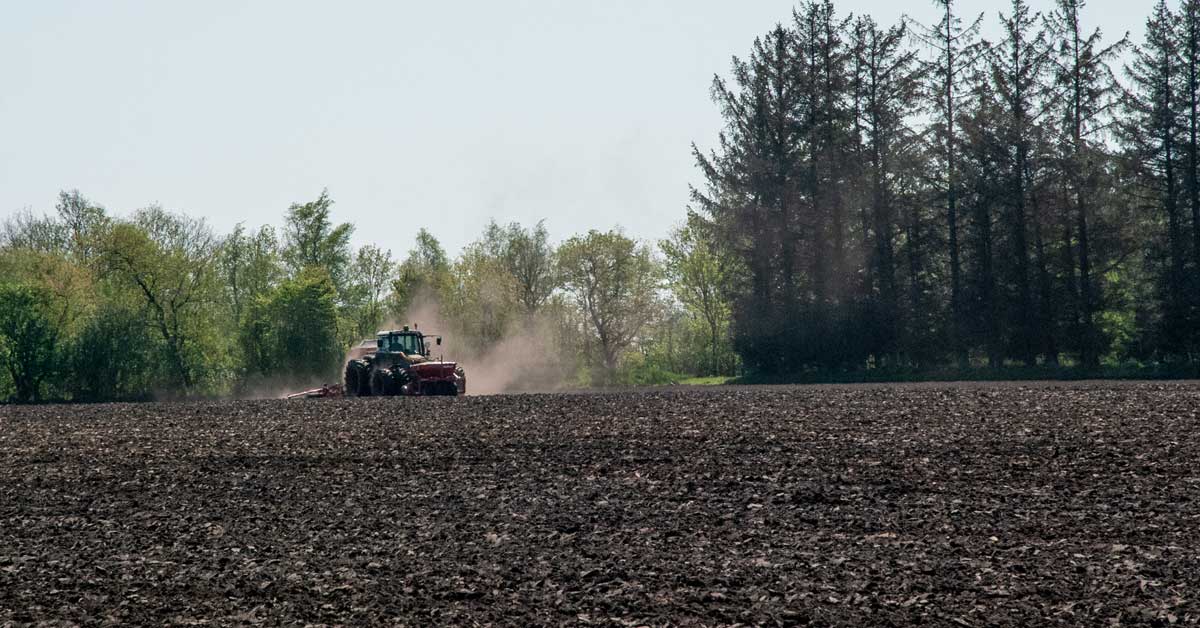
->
[[660, 217, 735, 376], [558, 230, 660, 382], [240, 269, 341, 381], [0, 284, 58, 402], [281, 190, 354, 294], [100, 208, 220, 391]]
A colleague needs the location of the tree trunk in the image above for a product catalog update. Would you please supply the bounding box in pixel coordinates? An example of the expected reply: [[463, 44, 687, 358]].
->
[[906, 204, 923, 367], [709, 316, 721, 377], [944, 2, 966, 367], [1075, 188, 1099, 368], [1031, 189, 1058, 364], [1012, 182, 1036, 365], [976, 199, 1002, 368], [1166, 120, 1185, 352], [1188, 2, 1200, 271], [1012, 127, 1035, 365]]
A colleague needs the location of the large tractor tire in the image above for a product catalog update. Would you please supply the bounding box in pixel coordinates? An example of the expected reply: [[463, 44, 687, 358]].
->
[[370, 368, 394, 396], [344, 361, 365, 397]]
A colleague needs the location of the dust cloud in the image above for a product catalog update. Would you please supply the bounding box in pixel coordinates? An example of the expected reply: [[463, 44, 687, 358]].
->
[[234, 350, 364, 400], [389, 300, 570, 396], [235, 298, 574, 399], [233, 377, 334, 401]]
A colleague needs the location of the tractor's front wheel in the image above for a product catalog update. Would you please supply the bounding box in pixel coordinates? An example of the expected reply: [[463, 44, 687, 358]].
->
[[370, 368, 393, 396]]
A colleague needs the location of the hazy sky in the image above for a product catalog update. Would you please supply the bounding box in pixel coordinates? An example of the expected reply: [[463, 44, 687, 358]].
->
[[1, 1, 1134, 257]]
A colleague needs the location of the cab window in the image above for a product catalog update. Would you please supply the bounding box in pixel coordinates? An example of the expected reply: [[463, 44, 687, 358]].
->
[[386, 333, 424, 355]]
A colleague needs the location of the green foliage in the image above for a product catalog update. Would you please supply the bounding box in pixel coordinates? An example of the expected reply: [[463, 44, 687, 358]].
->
[[343, 244, 395, 340], [437, 221, 565, 362], [239, 298, 275, 379], [220, 224, 283, 326], [100, 208, 224, 392], [67, 300, 160, 401], [0, 243, 99, 401], [558, 230, 661, 382], [480, 220, 558, 314], [537, 293, 593, 385], [240, 269, 342, 382], [1099, 268, 1144, 366], [55, 189, 109, 263], [660, 217, 736, 376], [615, 351, 685, 386], [621, 302, 741, 383], [445, 241, 522, 350], [390, 228, 453, 319], [0, 284, 59, 402], [693, 0, 1166, 378], [281, 190, 354, 294], [678, 376, 735, 385], [0, 247, 95, 334]]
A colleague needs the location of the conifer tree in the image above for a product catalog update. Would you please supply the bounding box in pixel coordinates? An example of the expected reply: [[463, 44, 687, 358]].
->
[[910, 0, 985, 366], [1045, 0, 1128, 367], [1124, 0, 1189, 356]]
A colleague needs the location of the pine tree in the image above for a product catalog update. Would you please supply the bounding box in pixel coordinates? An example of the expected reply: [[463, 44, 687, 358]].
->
[[988, 0, 1053, 365], [959, 73, 1006, 367], [910, 0, 985, 366], [849, 15, 921, 362], [1124, 0, 1188, 357], [1045, 0, 1128, 367], [693, 25, 804, 373], [791, 1, 859, 367], [1181, 0, 1200, 271]]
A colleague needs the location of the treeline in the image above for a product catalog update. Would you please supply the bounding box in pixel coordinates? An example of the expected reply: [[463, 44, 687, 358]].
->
[[0, 191, 732, 402], [6, 0, 1200, 402], [692, 0, 1200, 374]]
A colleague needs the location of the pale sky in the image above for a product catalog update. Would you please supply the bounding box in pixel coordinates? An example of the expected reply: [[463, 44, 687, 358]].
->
[[0, 1, 1135, 258]]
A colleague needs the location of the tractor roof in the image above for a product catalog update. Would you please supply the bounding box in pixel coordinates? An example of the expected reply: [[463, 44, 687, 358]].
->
[[377, 327, 421, 337]]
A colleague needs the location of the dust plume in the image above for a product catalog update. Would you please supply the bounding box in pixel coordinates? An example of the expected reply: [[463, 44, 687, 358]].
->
[[233, 349, 369, 400], [232, 376, 339, 400], [390, 299, 571, 396]]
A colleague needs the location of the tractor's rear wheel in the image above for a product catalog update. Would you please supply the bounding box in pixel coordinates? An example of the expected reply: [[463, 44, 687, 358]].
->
[[370, 368, 393, 396], [355, 364, 372, 396], [344, 362, 364, 397]]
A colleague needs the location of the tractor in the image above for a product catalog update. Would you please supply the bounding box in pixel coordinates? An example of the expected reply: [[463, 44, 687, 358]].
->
[[342, 326, 466, 397]]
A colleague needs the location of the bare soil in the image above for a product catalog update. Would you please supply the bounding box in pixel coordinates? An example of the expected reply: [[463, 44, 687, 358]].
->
[[2, 382, 1199, 626]]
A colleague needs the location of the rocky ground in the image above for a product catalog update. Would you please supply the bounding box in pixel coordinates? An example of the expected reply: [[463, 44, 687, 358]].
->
[[2, 381, 1199, 626]]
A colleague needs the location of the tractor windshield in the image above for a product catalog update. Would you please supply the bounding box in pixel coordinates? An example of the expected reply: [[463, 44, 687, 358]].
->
[[385, 333, 425, 356]]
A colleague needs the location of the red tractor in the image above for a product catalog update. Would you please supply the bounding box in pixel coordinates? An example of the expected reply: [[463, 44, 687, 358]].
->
[[342, 327, 466, 397]]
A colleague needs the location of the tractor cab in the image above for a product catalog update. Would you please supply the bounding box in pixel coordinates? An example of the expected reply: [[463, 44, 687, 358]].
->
[[375, 326, 443, 359], [377, 327, 428, 357]]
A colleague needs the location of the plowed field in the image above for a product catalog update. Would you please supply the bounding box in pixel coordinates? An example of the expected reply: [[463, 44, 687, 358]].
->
[[2, 382, 1199, 626]]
